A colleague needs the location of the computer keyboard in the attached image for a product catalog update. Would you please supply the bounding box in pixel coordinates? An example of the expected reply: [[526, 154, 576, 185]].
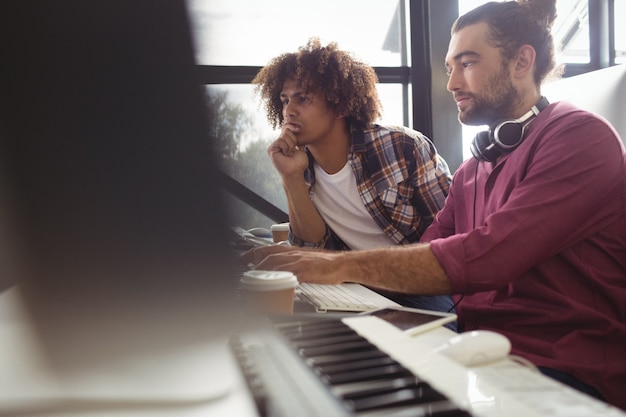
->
[[298, 283, 379, 312]]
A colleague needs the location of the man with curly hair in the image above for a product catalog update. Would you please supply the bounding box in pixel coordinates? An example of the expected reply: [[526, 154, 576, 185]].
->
[[253, 38, 455, 315], [246, 1, 626, 408]]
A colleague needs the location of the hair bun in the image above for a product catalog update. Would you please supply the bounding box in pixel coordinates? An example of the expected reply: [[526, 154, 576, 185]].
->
[[518, 0, 557, 28]]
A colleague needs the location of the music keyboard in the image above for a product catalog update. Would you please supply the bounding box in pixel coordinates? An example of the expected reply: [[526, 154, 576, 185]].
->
[[231, 314, 626, 417], [231, 316, 470, 416]]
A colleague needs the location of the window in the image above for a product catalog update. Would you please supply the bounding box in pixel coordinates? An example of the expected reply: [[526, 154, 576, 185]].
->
[[188, 0, 402, 67], [552, 0, 591, 64]]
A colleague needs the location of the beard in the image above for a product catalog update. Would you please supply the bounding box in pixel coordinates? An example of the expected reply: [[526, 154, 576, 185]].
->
[[458, 65, 520, 127]]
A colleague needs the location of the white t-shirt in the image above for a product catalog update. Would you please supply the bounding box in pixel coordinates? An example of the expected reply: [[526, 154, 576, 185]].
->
[[312, 163, 395, 250]]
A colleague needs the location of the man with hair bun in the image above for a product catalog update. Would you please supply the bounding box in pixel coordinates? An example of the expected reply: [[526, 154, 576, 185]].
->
[[253, 38, 455, 316], [246, 2, 626, 408]]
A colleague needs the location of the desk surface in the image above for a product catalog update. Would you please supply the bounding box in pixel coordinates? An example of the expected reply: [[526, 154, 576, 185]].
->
[[2, 286, 625, 417]]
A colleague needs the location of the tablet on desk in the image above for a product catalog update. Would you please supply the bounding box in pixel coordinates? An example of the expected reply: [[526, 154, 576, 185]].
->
[[362, 306, 457, 336]]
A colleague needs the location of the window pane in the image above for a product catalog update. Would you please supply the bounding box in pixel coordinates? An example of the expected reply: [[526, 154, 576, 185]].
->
[[187, 0, 402, 66], [552, 0, 590, 64], [206, 84, 284, 230]]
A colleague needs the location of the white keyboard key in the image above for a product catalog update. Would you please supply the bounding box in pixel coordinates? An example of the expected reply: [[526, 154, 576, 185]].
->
[[298, 283, 379, 312]]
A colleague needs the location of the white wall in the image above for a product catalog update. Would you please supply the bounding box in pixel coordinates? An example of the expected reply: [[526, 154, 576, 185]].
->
[[542, 65, 626, 145]]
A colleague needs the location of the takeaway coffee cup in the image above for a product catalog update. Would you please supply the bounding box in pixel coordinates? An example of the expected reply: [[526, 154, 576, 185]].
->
[[240, 270, 298, 314], [270, 222, 290, 243]]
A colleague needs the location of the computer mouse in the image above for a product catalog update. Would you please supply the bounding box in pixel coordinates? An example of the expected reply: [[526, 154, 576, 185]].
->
[[436, 330, 511, 366], [246, 227, 272, 238]]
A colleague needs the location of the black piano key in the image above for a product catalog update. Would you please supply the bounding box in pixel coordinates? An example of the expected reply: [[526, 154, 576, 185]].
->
[[316, 355, 397, 375], [332, 376, 425, 399], [356, 399, 472, 417], [275, 318, 348, 333], [423, 400, 473, 417], [322, 363, 413, 385], [346, 385, 446, 412], [343, 379, 435, 404], [306, 347, 388, 367], [276, 318, 353, 332], [283, 325, 358, 341], [293, 333, 366, 349], [299, 339, 376, 358]]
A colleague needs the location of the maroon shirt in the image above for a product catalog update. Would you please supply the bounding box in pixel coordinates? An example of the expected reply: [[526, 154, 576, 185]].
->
[[422, 101, 626, 409]]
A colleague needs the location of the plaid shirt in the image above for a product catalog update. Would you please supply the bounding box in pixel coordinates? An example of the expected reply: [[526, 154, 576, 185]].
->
[[290, 124, 451, 250]]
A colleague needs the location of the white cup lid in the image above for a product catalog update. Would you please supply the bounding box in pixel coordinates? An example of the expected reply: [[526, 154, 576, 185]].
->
[[270, 222, 290, 232], [240, 270, 298, 291]]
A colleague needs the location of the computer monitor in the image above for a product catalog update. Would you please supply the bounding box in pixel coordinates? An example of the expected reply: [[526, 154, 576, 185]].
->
[[0, 0, 238, 401]]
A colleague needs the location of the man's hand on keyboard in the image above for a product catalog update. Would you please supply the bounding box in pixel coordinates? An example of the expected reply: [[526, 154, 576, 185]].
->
[[241, 245, 348, 285], [240, 245, 302, 266]]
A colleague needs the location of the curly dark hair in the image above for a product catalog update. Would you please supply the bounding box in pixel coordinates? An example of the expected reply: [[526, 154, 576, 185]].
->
[[452, 0, 561, 85], [252, 38, 382, 131]]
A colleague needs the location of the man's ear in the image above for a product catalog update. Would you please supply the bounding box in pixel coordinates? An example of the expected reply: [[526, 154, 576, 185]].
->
[[514, 44, 536, 79]]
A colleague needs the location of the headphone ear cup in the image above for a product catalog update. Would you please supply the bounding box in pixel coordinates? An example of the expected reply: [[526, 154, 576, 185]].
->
[[492, 120, 525, 149], [469, 97, 549, 162], [471, 130, 499, 162]]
